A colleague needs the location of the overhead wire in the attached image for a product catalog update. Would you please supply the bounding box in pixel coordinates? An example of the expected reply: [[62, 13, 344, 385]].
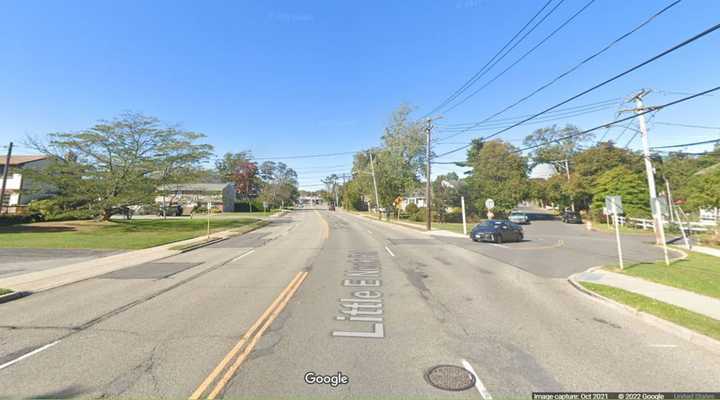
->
[[431, 22, 720, 159], [423, 0, 558, 118], [435, 0, 684, 143]]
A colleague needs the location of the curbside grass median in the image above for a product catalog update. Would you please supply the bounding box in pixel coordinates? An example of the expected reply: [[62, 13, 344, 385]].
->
[[0, 218, 263, 250], [605, 252, 720, 300]]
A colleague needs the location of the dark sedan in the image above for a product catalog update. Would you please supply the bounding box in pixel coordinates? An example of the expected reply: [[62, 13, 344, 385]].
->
[[561, 211, 582, 224], [470, 220, 524, 243]]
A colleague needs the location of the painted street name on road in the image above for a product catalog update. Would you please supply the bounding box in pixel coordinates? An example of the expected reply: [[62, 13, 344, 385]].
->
[[332, 250, 384, 338]]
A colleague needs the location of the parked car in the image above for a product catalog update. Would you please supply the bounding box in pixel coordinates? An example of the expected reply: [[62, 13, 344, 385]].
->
[[470, 220, 524, 243], [508, 210, 529, 225], [561, 210, 582, 224], [328, 204, 336, 211]]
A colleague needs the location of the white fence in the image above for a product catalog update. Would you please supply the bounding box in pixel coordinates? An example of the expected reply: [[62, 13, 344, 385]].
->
[[613, 215, 711, 233]]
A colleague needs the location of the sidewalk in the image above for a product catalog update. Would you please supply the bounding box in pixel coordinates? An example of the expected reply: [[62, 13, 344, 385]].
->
[[690, 245, 720, 258], [0, 212, 285, 293], [573, 267, 720, 321]]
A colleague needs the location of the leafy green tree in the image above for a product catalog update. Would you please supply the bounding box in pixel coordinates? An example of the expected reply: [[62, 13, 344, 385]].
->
[[257, 161, 299, 207], [591, 166, 650, 217], [523, 124, 593, 165], [684, 168, 720, 210], [28, 113, 213, 220], [465, 139, 528, 214]]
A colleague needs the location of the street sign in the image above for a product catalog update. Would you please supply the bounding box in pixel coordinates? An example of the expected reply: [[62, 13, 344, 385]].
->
[[655, 195, 669, 218], [605, 196, 623, 215], [485, 198, 495, 210]]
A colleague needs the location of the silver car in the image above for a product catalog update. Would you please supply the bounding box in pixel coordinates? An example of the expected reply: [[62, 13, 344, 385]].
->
[[508, 211, 529, 225]]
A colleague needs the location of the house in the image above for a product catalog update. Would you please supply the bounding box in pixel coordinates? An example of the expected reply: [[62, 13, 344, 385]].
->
[[0, 155, 50, 214], [529, 163, 559, 180], [155, 183, 236, 212], [399, 191, 427, 211]]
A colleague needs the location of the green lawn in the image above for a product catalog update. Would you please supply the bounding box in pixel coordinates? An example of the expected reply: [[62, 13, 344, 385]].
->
[[591, 221, 655, 236], [0, 218, 261, 250], [580, 282, 720, 341], [605, 252, 720, 300], [0, 288, 12, 296]]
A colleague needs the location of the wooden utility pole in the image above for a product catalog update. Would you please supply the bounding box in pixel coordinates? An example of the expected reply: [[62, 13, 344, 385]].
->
[[631, 90, 665, 246], [425, 118, 432, 231], [368, 151, 381, 220], [0, 142, 13, 214]]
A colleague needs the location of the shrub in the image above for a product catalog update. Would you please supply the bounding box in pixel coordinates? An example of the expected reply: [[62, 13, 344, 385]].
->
[[405, 203, 419, 215], [234, 200, 265, 212]]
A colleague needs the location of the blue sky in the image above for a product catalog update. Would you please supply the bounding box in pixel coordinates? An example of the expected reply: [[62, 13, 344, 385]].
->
[[1, 0, 719, 189]]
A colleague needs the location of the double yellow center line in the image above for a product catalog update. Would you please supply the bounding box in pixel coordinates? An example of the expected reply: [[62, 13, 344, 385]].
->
[[189, 271, 309, 400]]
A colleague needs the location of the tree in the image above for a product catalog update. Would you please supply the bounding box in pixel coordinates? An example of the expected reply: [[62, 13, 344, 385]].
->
[[29, 112, 213, 220], [465, 139, 528, 214], [321, 174, 340, 204], [341, 104, 428, 211], [216, 151, 253, 182], [684, 168, 720, 210], [523, 124, 593, 165], [432, 172, 462, 222], [232, 161, 260, 200], [257, 161, 299, 207], [591, 166, 650, 217]]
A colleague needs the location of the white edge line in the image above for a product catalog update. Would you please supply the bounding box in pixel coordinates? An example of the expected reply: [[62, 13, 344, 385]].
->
[[461, 359, 492, 400], [648, 344, 678, 348], [384, 246, 395, 257], [231, 249, 255, 263], [487, 243, 509, 249], [0, 340, 61, 371]]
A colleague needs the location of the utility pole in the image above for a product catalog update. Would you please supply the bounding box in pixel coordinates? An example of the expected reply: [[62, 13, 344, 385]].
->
[[368, 151, 381, 220], [425, 118, 433, 231], [631, 90, 664, 245], [0, 142, 13, 214], [560, 159, 574, 212]]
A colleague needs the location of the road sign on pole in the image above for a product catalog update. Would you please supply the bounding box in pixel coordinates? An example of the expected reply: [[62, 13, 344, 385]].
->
[[485, 198, 494, 210]]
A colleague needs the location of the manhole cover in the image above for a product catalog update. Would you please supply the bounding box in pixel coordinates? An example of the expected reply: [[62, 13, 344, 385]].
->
[[426, 365, 475, 391]]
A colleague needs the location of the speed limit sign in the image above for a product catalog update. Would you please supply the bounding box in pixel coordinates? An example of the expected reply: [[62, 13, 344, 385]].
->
[[485, 198, 495, 210]]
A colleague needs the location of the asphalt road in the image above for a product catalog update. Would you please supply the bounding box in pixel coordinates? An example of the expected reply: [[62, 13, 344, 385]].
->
[[438, 216, 678, 278], [0, 208, 718, 398]]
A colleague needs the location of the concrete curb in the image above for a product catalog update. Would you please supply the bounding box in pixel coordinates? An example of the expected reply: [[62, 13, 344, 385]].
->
[[568, 268, 720, 356], [0, 290, 31, 304]]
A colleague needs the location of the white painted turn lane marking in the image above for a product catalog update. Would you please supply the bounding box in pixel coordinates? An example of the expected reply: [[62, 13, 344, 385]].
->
[[462, 359, 492, 400]]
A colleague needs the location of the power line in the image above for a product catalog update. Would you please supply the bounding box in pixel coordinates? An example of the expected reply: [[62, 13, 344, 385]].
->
[[252, 150, 359, 161], [434, 101, 617, 139], [654, 121, 720, 130], [432, 22, 720, 159], [442, 0, 597, 114], [435, 98, 620, 128], [651, 138, 720, 149], [510, 86, 720, 154], [436, 0, 684, 142], [423, 0, 558, 118]]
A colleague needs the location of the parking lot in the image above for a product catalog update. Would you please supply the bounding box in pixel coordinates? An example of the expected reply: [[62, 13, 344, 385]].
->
[[436, 215, 680, 278]]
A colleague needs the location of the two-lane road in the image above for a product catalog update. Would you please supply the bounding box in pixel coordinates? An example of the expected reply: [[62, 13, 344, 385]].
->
[[0, 208, 719, 398]]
